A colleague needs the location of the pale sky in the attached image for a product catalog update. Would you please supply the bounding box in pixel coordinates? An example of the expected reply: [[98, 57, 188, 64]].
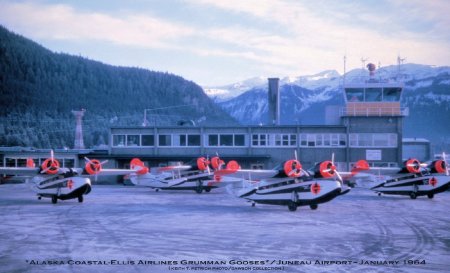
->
[[1, 0, 449, 86]]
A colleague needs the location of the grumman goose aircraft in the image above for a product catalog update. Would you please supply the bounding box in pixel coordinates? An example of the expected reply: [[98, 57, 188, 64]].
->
[[216, 156, 370, 212], [0, 151, 134, 204], [370, 154, 450, 199], [127, 156, 231, 193]]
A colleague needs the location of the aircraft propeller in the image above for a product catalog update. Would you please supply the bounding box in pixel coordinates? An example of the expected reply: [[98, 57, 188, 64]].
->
[[84, 157, 108, 181], [40, 150, 60, 175]]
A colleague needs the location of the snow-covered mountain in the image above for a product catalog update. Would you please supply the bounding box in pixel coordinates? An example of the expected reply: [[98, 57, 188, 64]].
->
[[204, 76, 267, 101], [209, 64, 450, 150]]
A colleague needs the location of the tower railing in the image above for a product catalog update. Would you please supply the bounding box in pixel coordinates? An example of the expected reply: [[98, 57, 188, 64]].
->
[[340, 106, 409, 117]]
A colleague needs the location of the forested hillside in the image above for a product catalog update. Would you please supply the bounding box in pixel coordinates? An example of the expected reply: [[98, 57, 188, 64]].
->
[[0, 25, 236, 148]]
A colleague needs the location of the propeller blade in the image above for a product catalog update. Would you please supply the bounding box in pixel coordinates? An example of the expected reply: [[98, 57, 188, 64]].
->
[[443, 152, 449, 176]]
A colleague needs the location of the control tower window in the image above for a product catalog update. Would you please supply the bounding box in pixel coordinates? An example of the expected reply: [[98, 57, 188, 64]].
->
[[346, 88, 364, 102], [365, 88, 382, 101], [383, 87, 401, 101]]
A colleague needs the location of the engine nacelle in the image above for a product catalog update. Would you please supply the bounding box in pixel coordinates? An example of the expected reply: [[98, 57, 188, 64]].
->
[[26, 158, 35, 168], [314, 160, 336, 178], [130, 158, 149, 175], [352, 160, 370, 172], [211, 156, 225, 170], [283, 159, 303, 177], [41, 158, 60, 175], [404, 158, 421, 173], [196, 157, 210, 171], [85, 159, 102, 175], [226, 160, 240, 171], [428, 160, 446, 174]]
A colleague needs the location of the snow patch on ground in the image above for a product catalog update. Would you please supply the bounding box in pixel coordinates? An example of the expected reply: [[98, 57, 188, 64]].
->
[[0, 184, 449, 273]]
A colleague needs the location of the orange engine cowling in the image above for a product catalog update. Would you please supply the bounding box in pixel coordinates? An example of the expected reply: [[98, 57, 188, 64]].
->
[[41, 158, 60, 175], [429, 160, 446, 174], [130, 158, 149, 175], [196, 157, 210, 171], [211, 156, 225, 170], [226, 160, 240, 171], [284, 159, 302, 177], [85, 159, 102, 175], [317, 160, 336, 178], [26, 158, 36, 168], [352, 160, 370, 171], [405, 158, 421, 173]]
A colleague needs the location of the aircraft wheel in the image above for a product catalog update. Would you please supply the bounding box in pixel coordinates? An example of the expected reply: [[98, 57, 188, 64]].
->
[[195, 188, 203, 194], [155, 189, 160, 192], [378, 193, 382, 196], [38, 196, 42, 200], [427, 193, 434, 199], [78, 195, 84, 203], [51, 196, 58, 204], [251, 202, 255, 207], [409, 192, 417, 199], [204, 188, 211, 193], [309, 204, 318, 210], [288, 202, 297, 212]]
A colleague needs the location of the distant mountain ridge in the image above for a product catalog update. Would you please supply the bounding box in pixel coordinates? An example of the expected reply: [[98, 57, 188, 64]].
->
[[212, 64, 450, 151], [0, 25, 236, 148]]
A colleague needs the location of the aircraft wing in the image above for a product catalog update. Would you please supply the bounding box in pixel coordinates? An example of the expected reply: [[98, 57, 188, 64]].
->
[[79, 169, 137, 176], [99, 169, 137, 176], [0, 167, 40, 176], [359, 167, 401, 177], [153, 165, 192, 174], [214, 169, 279, 181]]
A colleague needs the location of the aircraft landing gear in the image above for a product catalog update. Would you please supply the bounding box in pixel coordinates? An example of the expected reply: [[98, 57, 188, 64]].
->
[[309, 204, 318, 210], [51, 195, 58, 204], [251, 202, 256, 207], [195, 181, 203, 194], [378, 193, 382, 196], [410, 185, 418, 199], [155, 189, 160, 192], [78, 195, 84, 203], [204, 188, 211, 193], [427, 193, 434, 199], [38, 196, 42, 200], [288, 202, 297, 212]]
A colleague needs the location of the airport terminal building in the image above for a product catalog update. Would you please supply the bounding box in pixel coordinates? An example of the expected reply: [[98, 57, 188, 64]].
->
[[109, 72, 408, 171]]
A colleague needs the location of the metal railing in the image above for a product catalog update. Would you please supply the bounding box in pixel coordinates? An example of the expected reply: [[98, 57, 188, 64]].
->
[[340, 107, 409, 117]]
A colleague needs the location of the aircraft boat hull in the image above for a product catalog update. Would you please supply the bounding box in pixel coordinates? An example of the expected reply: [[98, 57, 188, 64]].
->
[[371, 173, 450, 198]]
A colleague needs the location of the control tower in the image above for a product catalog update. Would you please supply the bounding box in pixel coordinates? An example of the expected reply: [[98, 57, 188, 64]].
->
[[341, 62, 408, 167]]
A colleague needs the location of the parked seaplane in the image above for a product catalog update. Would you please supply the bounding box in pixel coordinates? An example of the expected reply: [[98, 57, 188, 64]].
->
[[0, 151, 134, 204], [370, 154, 450, 199], [216, 155, 370, 211], [127, 156, 229, 193]]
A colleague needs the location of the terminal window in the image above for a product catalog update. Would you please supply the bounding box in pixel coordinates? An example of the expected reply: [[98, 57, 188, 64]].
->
[[252, 134, 268, 146], [127, 135, 140, 146], [142, 135, 155, 146], [179, 134, 201, 146], [383, 88, 401, 101], [365, 88, 382, 101], [112, 135, 125, 146], [159, 135, 172, 146], [346, 88, 364, 102]]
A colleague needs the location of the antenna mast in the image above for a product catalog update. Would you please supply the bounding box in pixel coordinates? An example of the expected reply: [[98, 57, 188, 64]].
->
[[397, 55, 406, 80]]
